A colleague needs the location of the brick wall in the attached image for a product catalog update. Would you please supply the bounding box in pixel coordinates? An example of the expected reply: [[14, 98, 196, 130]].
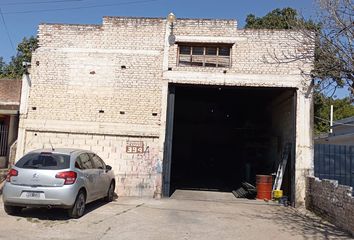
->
[[306, 176, 354, 236], [0, 79, 21, 103]]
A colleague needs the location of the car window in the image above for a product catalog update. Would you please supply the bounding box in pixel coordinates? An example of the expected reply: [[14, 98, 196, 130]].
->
[[90, 153, 105, 169], [79, 153, 94, 169], [74, 157, 83, 170], [15, 152, 70, 170]]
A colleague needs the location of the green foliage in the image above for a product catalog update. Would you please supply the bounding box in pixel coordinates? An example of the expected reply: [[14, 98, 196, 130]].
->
[[245, 7, 319, 30], [314, 92, 354, 134], [0, 36, 38, 79], [245, 7, 354, 134], [0, 57, 5, 76]]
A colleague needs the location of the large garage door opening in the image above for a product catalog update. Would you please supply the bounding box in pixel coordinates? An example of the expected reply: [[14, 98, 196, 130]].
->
[[163, 84, 296, 202]]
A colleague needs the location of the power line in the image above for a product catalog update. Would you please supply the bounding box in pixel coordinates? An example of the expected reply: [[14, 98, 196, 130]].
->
[[0, 7, 15, 50], [315, 116, 354, 127], [2, 0, 159, 14], [0, 0, 84, 6]]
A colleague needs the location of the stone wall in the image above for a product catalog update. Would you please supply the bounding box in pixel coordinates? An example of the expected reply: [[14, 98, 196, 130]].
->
[[306, 176, 354, 236]]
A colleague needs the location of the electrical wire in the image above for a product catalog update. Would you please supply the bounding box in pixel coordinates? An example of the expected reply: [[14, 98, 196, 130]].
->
[[2, 0, 159, 14], [0, 7, 14, 50], [0, 0, 84, 6], [315, 116, 354, 127]]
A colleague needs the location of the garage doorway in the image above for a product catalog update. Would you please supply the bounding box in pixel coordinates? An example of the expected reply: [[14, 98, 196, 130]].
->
[[163, 84, 296, 203]]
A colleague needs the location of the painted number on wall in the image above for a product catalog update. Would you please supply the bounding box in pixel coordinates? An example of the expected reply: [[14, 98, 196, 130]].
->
[[126, 141, 144, 154]]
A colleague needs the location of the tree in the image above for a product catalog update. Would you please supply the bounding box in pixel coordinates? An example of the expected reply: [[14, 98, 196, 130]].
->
[[0, 36, 38, 79], [245, 7, 318, 30], [313, 0, 353, 95], [0, 57, 5, 76], [314, 92, 354, 134], [245, 2, 353, 96], [245, 5, 354, 134]]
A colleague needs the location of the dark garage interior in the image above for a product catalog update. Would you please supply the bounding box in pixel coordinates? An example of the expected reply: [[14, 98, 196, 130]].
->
[[166, 84, 296, 200]]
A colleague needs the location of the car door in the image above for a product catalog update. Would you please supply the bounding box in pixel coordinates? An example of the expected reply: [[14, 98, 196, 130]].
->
[[75, 153, 98, 201], [90, 153, 110, 197]]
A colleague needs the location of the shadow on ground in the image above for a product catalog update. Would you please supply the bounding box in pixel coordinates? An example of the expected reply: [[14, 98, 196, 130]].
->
[[240, 206, 352, 239], [11, 194, 119, 221]]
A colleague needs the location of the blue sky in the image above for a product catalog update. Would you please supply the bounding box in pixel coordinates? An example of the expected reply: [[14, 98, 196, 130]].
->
[[0, 0, 316, 62], [5, 1, 349, 98]]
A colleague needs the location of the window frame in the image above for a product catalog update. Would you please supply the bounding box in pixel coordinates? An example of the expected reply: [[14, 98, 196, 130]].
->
[[177, 43, 232, 68]]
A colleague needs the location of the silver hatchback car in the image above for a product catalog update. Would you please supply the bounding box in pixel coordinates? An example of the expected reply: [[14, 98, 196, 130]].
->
[[3, 148, 116, 218]]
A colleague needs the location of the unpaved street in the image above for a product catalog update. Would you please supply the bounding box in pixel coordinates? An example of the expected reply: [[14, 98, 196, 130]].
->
[[0, 191, 352, 240]]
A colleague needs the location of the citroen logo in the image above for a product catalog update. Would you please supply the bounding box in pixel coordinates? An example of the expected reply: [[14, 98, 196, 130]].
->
[[33, 173, 39, 178]]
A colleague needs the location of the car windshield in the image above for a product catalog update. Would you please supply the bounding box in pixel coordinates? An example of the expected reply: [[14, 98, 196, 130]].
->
[[15, 152, 70, 170]]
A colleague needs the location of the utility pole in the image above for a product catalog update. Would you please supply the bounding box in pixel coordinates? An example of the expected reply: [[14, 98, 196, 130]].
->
[[330, 105, 333, 134]]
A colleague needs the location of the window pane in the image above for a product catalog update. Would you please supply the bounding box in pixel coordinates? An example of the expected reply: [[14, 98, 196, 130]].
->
[[179, 46, 191, 54], [179, 54, 191, 66], [90, 153, 105, 169], [219, 47, 230, 56], [15, 153, 70, 170], [218, 56, 230, 67], [79, 153, 93, 169], [205, 63, 217, 67], [206, 47, 217, 55], [75, 159, 83, 170], [192, 47, 204, 55]]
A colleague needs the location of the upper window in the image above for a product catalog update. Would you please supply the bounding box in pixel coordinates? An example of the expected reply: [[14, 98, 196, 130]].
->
[[178, 44, 232, 68]]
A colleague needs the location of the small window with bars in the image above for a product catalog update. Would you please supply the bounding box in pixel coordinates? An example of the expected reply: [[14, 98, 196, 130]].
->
[[178, 44, 232, 68]]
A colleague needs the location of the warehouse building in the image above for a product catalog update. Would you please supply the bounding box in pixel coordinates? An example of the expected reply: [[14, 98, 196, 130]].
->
[[16, 15, 314, 205]]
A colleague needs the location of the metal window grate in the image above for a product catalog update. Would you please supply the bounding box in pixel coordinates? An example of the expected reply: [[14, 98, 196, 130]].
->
[[178, 44, 231, 68], [0, 123, 9, 156]]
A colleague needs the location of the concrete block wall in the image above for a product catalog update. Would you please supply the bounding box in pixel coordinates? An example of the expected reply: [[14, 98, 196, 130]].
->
[[31, 18, 166, 125], [24, 131, 161, 196], [168, 20, 314, 77], [306, 177, 354, 236]]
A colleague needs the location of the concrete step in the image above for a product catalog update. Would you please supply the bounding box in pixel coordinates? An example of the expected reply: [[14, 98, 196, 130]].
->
[[170, 189, 236, 202]]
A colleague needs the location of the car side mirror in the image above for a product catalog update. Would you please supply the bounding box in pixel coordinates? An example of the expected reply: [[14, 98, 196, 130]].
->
[[106, 165, 112, 172]]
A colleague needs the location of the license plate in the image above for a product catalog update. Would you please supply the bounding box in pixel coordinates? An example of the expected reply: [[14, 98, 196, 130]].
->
[[25, 192, 40, 198]]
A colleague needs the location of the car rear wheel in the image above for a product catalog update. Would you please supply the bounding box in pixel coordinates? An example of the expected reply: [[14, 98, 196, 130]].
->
[[68, 190, 86, 218], [4, 205, 23, 215], [105, 181, 115, 202]]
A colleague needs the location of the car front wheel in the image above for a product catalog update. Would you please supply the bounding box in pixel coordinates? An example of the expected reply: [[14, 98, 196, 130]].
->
[[105, 181, 115, 202], [68, 190, 86, 218]]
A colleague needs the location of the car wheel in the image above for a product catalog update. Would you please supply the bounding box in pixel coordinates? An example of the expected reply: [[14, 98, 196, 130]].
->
[[68, 190, 86, 218], [105, 181, 115, 202], [4, 205, 23, 215]]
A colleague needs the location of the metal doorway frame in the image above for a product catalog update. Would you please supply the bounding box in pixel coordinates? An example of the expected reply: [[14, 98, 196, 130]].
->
[[290, 90, 297, 205], [162, 85, 298, 201], [162, 85, 175, 197]]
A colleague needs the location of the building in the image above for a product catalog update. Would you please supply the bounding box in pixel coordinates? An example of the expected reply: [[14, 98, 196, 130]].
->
[[0, 79, 21, 168], [315, 116, 354, 145], [16, 16, 314, 205]]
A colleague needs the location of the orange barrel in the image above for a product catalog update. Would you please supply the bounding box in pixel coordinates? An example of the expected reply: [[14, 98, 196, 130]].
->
[[256, 175, 273, 200]]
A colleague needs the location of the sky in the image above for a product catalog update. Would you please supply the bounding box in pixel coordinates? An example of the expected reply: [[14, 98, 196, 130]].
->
[[1, 0, 348, 98], [0, 0, 317, 62]]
